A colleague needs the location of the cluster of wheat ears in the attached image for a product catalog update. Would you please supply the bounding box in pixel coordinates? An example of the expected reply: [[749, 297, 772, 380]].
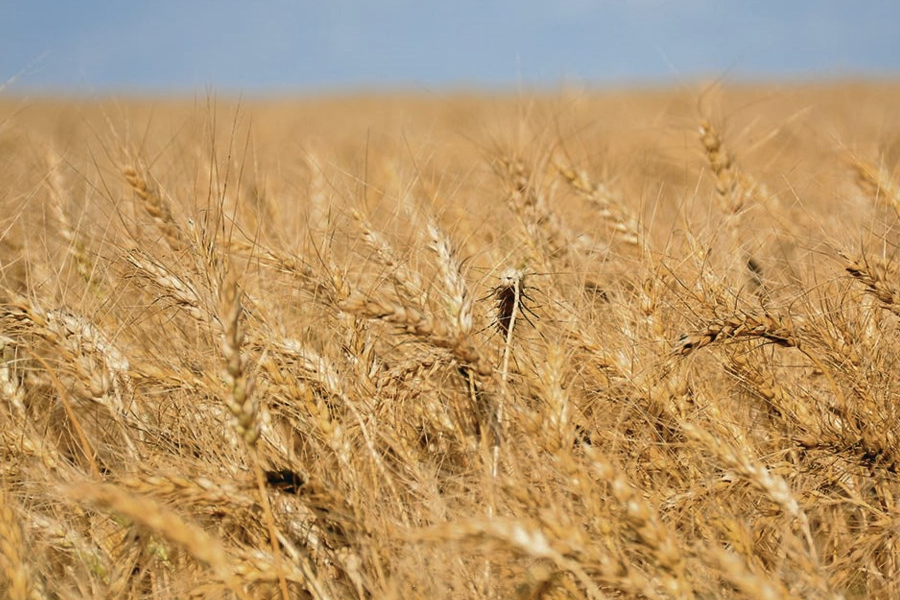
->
[[1, 85, 900, 599]]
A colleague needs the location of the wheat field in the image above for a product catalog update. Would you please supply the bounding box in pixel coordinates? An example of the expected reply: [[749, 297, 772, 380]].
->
[[2, 82, 900, 599]]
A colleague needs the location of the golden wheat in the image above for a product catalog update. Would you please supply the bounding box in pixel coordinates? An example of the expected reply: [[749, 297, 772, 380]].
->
[[2, 83, 900, 599]]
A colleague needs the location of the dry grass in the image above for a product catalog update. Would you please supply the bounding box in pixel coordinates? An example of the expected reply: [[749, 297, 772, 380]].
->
[[2, 81, 900, 598]]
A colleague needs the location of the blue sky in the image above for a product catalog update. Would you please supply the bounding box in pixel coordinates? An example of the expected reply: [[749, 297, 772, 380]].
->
[[2, 1, 899, 94]]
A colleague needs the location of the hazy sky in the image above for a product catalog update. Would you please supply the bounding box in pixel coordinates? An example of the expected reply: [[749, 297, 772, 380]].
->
[[2, 1, 899, 94]]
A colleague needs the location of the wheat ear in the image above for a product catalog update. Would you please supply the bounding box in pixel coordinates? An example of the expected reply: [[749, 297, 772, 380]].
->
[[123, 164, 186, 251], [843, 253, 900, 317], [554, 158, 641, 248], [68, 482, 251, 599], [699, 119, 762, 216], [847, 153, 900, 211], [45, 151, 102, 287], [218, 271, 258, 447], [673, 312, 798, 355], [0, 487, 31, 600]]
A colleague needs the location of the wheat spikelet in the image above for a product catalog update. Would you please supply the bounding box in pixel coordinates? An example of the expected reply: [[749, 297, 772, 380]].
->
[[681, 406, 837, 597], [410, 517, 606, 600], [727, 351, 818, 434], [226, 237, 344, 303], [117, 470, 257, 510], [125, 248, 208, 322], [0, 335, 25, 415], [1, 295, 139, 462], [495, 155, 602, 265], [531, 340, 573, 453], [28, 510, 110, 584], [265, 338, 407, 524], [706, 547, 792, 600], [0, 339, 62, 469], [1, 297, 131, 401]]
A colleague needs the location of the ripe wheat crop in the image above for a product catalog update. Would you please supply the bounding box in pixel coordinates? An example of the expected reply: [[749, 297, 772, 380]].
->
[[2, 82, 900, 598]]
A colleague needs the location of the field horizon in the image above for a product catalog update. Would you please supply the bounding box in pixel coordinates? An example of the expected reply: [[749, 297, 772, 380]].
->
[[2, 81, 900, 599]]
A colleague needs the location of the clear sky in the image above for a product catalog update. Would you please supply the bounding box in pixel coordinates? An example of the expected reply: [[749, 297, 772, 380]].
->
[[2, 0, 899, 95]]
